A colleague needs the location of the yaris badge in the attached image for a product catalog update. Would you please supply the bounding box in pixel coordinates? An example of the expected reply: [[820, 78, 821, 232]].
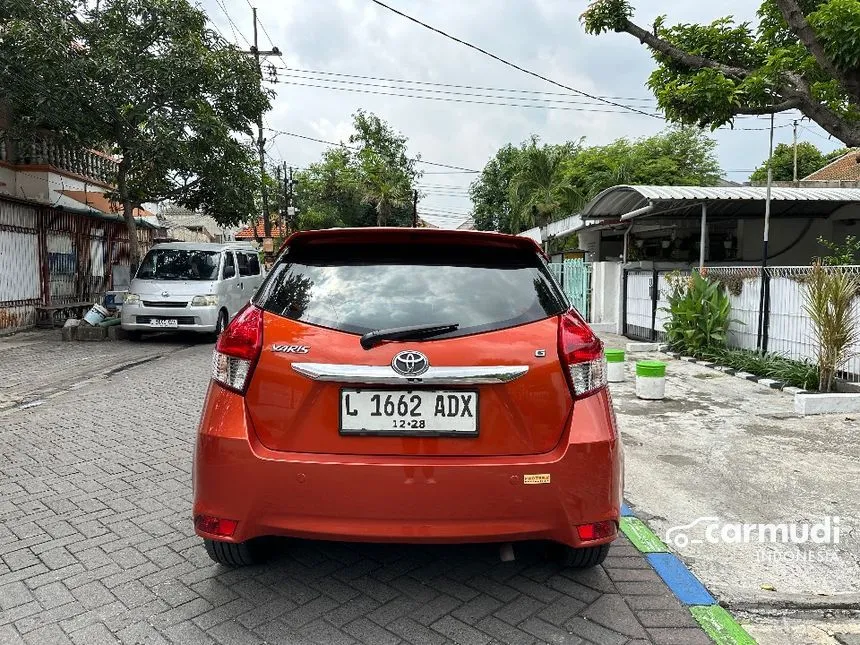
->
[[391, 350, 430, 376]]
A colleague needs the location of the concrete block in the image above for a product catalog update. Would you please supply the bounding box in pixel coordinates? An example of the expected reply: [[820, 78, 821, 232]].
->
[[795, 392, 860, 416], [61, 322, 79, 342], [699, 362, 717, 368], [589, 322, 616, 333], [626, 342, 660, 353], [783, 387, 807, 396], [735, 371, 757, 381], [107, 326, 130, 341], [757, 378, 783, 389], [679, 356, 697, 362], [77, 325, 107, 341]]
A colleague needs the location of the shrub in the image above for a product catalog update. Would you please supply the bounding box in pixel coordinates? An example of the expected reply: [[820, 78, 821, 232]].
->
[[700, 347, 820, 391], [662, 271, 734, 354], [802, 263, 860, 392]]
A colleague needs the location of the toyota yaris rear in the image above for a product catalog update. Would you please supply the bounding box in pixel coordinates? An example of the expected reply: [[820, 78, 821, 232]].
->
[[193, 228, 622, 567]]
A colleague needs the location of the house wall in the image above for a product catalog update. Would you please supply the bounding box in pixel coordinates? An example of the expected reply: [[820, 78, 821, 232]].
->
[[737, 204, 860, 264]]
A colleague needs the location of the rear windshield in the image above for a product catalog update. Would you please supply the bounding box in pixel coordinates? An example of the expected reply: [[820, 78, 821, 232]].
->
[[136, 249, 220, 281], [254, 242, 567, 337]]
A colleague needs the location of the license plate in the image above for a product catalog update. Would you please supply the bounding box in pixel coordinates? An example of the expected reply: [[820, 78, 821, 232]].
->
[[149, 319, 178, 328], [340, 390, 478, 436]]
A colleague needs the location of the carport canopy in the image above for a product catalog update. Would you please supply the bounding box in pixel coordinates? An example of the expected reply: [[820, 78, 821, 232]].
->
[[582, 185, 860, 222], [579, 185, 860, 268]]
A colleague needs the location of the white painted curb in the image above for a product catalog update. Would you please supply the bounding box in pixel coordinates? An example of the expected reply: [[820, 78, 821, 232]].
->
[[794, 392, 860, 416], [626, 342, 661, 353]]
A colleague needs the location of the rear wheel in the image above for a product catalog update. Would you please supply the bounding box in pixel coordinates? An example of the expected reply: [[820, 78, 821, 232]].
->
[[126, 330, 142, 342], [561, 543, 610, 569], [215, 309, 228, 335], [203, 539, 260, 566]]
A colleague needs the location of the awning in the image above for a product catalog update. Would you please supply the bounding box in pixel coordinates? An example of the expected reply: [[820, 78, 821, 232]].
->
[[582, 185, 860, 221], [59, 190, 158, 228]]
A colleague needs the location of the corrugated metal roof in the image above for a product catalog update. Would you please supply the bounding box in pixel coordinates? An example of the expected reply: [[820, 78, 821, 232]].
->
[[582, 185, 860, 220]]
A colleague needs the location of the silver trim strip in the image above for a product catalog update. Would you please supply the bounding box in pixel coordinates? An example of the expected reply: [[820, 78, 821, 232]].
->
[[290, 362, 529, 385]]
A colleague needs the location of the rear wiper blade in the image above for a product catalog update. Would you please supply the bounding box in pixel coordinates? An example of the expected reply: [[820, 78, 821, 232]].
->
[[360, 323, 459, 350]]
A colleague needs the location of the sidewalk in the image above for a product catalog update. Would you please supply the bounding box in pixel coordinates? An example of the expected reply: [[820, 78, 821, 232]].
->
[[599, 332, 860, 644], [0, 329, 208, 412]]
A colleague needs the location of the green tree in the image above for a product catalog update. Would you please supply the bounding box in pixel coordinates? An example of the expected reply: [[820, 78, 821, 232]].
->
[[750, 141, 826, 181], [470, 127, 720, 233], [508, 138, 585, 231], [293, 111, 419, 230], [582, 0, 860, 147], [1, 0, 270, 266]]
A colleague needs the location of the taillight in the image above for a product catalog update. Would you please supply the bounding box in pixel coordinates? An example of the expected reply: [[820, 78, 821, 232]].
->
[[558, 310, 607, 399], [212, 304, 263, 393]]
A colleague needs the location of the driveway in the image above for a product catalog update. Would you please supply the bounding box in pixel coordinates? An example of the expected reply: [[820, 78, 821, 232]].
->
[[598, 332, 860, 644], [0, 333, 713, 644]]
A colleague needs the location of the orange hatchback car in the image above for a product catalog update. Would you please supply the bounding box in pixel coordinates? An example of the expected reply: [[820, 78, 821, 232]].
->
[[193, 228, 623, 568]]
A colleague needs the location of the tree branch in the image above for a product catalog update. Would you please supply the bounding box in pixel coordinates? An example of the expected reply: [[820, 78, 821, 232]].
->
[[735, 98, 803, 115], [774, 0, 860, 103], [619, 18, 751, 80]]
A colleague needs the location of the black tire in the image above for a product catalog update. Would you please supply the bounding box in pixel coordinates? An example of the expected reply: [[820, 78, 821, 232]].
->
[[204, 539, 260, 566], [126, 330, 142, 342], [562, 543, 610, 569], [215, 309, 228, 335]]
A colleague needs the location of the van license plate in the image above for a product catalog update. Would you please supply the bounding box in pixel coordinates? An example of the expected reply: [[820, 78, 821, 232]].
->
[[340, 390, 478, 436], [149, 319, 178, 328]]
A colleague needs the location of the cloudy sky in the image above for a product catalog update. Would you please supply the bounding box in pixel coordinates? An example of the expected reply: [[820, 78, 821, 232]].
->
[[201, 0, 844, 228]]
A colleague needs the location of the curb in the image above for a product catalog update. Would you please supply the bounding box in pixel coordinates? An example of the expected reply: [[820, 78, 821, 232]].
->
[[620, 502, 757, 644], [663, 351, 807, 397]]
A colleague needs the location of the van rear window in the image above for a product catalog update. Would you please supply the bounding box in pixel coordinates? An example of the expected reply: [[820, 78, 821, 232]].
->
[[254, 242, 567, 337]]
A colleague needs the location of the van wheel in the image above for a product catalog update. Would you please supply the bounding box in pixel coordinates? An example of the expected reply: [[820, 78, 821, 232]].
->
[[126, 330, 142, 341], [215, 309, 228, 335], [562, 543, 610, 569], [203, 539, 260, 566]]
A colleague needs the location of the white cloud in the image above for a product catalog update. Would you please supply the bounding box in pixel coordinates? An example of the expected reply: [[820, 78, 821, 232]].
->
[[205, 0, 844, 228]]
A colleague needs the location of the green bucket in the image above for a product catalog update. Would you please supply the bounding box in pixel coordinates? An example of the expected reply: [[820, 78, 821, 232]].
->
[[636, 360, 667, 378], [605, 349, 625, 363]]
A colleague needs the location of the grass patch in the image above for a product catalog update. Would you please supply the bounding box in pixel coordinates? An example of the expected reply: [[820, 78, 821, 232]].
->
[[697, 347, 819, 390]]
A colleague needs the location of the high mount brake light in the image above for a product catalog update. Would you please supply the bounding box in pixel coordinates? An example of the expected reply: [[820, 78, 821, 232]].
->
[[212, 304, 263, 393], [558, 311, 607, 399]]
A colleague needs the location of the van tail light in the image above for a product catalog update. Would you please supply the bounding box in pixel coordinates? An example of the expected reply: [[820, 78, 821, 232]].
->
[[212, 304, 263, 394], [558, 310, 607, 399]]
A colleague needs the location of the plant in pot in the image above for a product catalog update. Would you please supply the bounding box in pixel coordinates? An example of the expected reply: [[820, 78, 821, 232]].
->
[[662, 270, 735, 355]]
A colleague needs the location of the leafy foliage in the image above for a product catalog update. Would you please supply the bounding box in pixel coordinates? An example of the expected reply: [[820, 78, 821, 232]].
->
[[581, 0, 860, 146], [293, 111, 419, 230], [699, 347, 820, 390], [661, 271, 735, 354], [750, 142, 828, 181], [817, 235, 860, 265], [802, 263, 860, 391], [470, 127, 720, 233], [1, 0, 271, 265]]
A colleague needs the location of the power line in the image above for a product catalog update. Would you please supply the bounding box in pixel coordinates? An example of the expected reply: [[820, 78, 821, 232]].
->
[[214, 0, 250, 46], [270, 79, 654, 115], [366, 0, 660, 119], [270, 65, 658, 104], [265, 128, 480, 172]]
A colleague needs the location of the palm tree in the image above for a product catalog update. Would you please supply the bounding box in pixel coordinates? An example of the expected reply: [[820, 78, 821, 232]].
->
[[508, 140, 584, 232], [358, 150, 412, 226]]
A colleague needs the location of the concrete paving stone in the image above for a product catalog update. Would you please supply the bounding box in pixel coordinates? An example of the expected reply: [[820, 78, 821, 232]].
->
[[58, 600, 127, 634], [117, 621, 171, 645], [0, 580, 34, 609], [474, 616, 537, 645], [409, 593, 462, 626], [493, 594, 544, 625], [23, 623, 73, 645], [298, 618, 359, 645], [366, 596, 419, 627], [207, 619, 268, 645], [836, 635, 860, 645], [68, 622, 122, 645], [343, 617, 401, 645], [579, 594, 647, 638], [387, 617, 447, 645], [520, 616, 587, 644], [430, 615, 493, 645], [646, 627, 715, 644], [535, 595, 587, 627], [635, 609, 699, 629], [450, 593, 503, 625], [32, 580, 76, 609], [235, 599, 295, 630], [0, 625, 23, 645]]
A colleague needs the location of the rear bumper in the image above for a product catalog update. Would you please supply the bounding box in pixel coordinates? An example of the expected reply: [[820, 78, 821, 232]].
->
[[121, 305, 219, 333], [192, 385, 623, 547]]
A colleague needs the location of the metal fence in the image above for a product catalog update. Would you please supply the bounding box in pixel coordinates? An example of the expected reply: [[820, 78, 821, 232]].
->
[[549, 260, 592, 320], [623, 265, 860, 382], [0, 197, 153, 333]]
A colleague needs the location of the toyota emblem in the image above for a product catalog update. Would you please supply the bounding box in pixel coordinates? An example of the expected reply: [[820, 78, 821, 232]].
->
[[391, 350, 430, 377], [161, 291, 169, 298]]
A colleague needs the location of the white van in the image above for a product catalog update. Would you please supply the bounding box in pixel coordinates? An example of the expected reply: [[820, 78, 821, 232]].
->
[[121, 242, 265, 338]]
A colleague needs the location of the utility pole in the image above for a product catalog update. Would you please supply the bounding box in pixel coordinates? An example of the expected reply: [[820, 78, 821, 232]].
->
[[792, 119, 799, 186], [241, 7, 280, 241], [286, 164, 296, 232], [412, 190, 418, 228]]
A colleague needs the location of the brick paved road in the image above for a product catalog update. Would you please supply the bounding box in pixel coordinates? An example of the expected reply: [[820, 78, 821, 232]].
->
[[0, 340, 713, 644]]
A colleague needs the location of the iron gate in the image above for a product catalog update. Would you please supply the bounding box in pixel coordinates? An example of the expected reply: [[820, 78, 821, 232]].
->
[[549, 260, 591, 320]]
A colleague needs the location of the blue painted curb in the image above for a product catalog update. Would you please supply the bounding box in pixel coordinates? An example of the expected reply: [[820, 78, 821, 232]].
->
[[646, 552, 716, 606], [621, 502, 634, 516]]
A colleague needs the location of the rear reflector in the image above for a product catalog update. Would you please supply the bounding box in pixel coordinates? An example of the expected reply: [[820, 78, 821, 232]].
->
[[558, 311, 607, 399], [212, 304, 263, 393], [576, 520, 616, 541], [195, 515, 238, 537]]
